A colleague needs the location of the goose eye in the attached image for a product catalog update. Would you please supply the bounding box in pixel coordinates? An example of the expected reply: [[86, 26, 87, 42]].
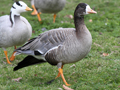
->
[[16, 1, 22, 7]]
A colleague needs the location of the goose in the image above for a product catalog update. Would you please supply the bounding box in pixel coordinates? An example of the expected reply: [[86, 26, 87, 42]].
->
[[31, 0, 66, 22], [13, 3, 97, 86], [0, 1, 32, 64]]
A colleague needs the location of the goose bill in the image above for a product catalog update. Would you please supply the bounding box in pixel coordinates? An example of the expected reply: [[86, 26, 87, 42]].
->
[[88, 9, 97, 14], [25, 6, 32, 11]]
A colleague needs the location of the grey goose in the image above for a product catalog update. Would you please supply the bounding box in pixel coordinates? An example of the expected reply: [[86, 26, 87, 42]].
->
[[31, 0, 66, 22], [0, 1, 32, 64], [14, 3, 97, 86]]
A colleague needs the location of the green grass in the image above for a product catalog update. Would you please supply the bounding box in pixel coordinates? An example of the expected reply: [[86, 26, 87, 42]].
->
[[0, 0, 120, 90]]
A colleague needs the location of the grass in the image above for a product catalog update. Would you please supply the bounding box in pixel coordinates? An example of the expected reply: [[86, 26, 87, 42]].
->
[[0, 0, 120, 90]]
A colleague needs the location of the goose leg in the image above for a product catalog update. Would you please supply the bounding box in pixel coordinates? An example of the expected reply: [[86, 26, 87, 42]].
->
[[37, 12, 42, 22], [10, 46, 16, 61], [4, 51, 11, 64], [58, 68, 71, 86], [55, 65, 63, 79], [53, 14, 56, 23], [31, 5, 37, 15]]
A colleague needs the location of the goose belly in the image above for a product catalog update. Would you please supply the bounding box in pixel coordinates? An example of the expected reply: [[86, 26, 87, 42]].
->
[[62, 46, 91, 64], [12, 34, 30, 46], [0, 32, 31, 48], [11, 27, 31, 46], [35, 0, 65, 13], [45, 43, 91, 65]]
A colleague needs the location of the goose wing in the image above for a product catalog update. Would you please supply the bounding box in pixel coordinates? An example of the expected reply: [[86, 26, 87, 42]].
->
[[15, 28, 68, 55]]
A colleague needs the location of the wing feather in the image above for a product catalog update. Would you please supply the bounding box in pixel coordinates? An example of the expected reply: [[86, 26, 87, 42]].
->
[[15, 29, 68, 55]]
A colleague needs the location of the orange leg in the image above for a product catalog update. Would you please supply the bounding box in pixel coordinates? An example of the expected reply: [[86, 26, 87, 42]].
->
[[10, 46, 16, 61], [53, 14, 56, 23], [4, 51, 11, 64], [31, 5, 38, 15], [37, 12, 42, 22], [55, 65, 63, 79], [58, 67, 71, 86]]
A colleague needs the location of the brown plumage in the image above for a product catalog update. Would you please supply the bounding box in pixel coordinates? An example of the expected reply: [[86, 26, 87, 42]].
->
[[14, 3, 97, 86]]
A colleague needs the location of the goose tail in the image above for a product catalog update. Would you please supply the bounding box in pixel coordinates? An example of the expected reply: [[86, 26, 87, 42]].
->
[[13, 55, 46, 71]]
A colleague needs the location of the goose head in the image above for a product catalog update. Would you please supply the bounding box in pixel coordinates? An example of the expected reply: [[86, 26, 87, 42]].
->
[[11, 1, 32, 16], [74, 3, 97, 17], [74, 3, 97, 30], [10, 1, 32, 27]]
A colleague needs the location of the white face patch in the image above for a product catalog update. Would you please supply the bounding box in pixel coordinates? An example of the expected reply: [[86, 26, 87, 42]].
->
[[85, 5, 91, 14], [11, 1, 28, 15]]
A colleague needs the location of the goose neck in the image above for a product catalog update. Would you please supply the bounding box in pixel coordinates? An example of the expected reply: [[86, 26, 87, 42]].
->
[[9, 11, 20, 27], [74, 15, 85, 32]]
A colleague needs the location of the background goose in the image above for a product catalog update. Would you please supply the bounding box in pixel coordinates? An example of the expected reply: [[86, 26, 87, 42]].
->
[[31, 0, 66, 22], [13, 3, 97, 86], [0, 1, 32, 64]]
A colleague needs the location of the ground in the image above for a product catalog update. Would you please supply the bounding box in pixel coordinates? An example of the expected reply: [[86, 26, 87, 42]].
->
[[0, 0, 120, 90]]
